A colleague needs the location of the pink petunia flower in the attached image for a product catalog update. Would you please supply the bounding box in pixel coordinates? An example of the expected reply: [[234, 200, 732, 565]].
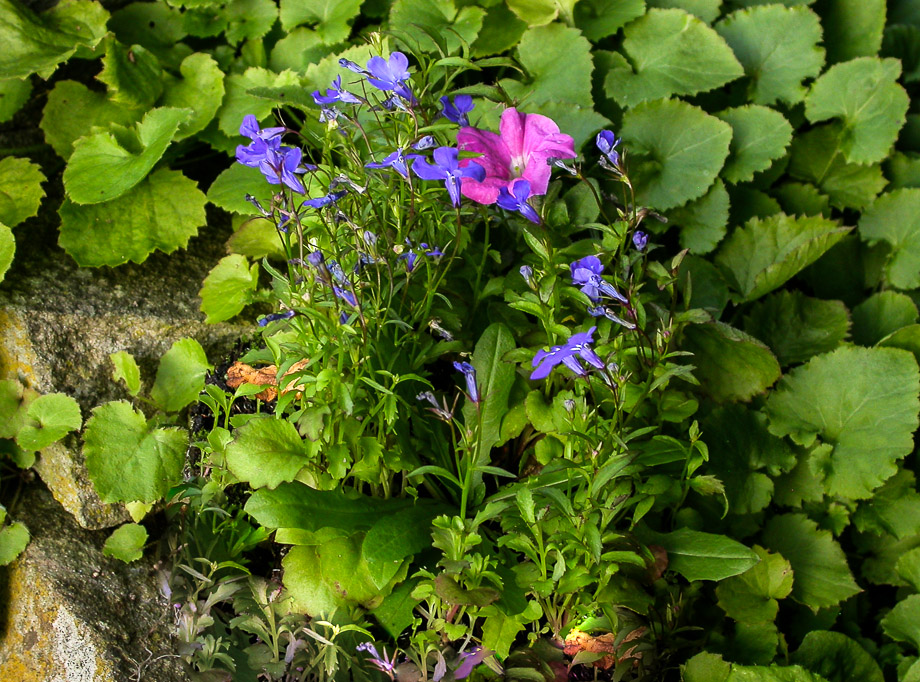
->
[[457, 107, 576, 205]]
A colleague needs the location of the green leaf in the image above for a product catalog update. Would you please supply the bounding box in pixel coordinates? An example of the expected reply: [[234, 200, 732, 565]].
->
[[471, 2, 527, 56], [59, 168, 206, 267], [224, 0, 277, 45], [763, 513, 861, 610], [500, 23, 594, 107], [887, 152, 920, 190], [0, 0, 109, 79], [819, 0, 886, 64], [226, 418, 312, 489], [882, 594, 920, 650], [652, 527, 760, 581], [683, 652, 732, 682], [83, 400, 186, 503], [804, 57, 909, 165], [896, 547, 920, 592], [63, 107, 190, 205], [604, 9, 743, 107], [160, 53, 225, 140], [150, 338, 211, 413], [97, 39, 164, 110], [371, 580, 418, 640], [743, 291, 850, 365], [199, 254, 259, 323], [772, 182, 830, 217], [40, 80, 140, 160], [363, 506, 440, 588], [270, 28, 336, 73], [620, 98, 732, 211], [102, 523, 148, 563], [108, 2, 188, 66], [647, 0, 721, 22], [716, 106, 793, 184], [480, 607, 525, 658], [791, 631, 883, 682], [853, 470, 920, 541], [852, 291, 918, 346], [669, 178, 729, 254], [682, 322, 781, 402], [206, 162, 275, 215], [715, 5, 825, 105], [574, 0, 644, 41], [859, 189, 920, 290], [16, 393, 81, 451], [715, 213, 850, 302], [462, 323, 516, 454], [882, 24, 920, 84], [505, 0, 561, 26], [0, 77, 31, 122], [0, 156, 45, 227], [878, 324, 920, 364], [279, 0, 360, 41], [767, 346, 920, 499], [110, 351, 141, 397], [218, 69, 301, 137], [0, 380, 35, 440], [389, 0, 485, 55], [227, 219, 287, 259], [716, 546, 793, 622], [0, 222, 12, 283], [0, 520, 29, 566]]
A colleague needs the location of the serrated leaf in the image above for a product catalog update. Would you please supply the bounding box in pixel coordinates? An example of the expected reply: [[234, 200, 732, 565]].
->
[[715, 5, 825, 105], [0, 520, 29, 566], [150, 338, 211, 413], [652, 527, 760, 581], [481, 608, 525, 658], [97, 39, 164, 110], [604, 9, 743, 107], [743, 291, 849, 365], [199, 254, 259, 323], [63, 107, 190, 205], [669, 178, 729, 254], [716, 546, 793, 622], [226, 418, 310, 488], [371, 580, 418, 640], [853, 470, 920, 541], [763, 513, 861, 610], [389, 0, 485, 55], [225, 0, 277, 45], [0, 77, 31, 122], [218, 68, 300, 136], [103, 523, 147, 563], [161, 53, 225, 140], [0, 222, 12, 283], [279, 0, 360, 40], [804, 57, 909, 165], [791, 631, 884, 682], [620, 99, 732, 211], [83, 400, 186, 503], [859, 188, 920, 290], [574, 0, 644, 40], [16, 393, 81, 451], [363, 506, 441, 588], [716, 105, 793, 184], [820, 0, 886, 64], [0, 156, 45, 227], [110, 351, 141, 396], [715, 213, 849, 302], [896, 547, 920, 592], [206, 162, 274, 215], [852, 291, 918, 346], [772, 182, 830, 217], [882, 594, 920, 650], [765, 346, 920, 499], [59, 168, 206, 267], [0, 0, 109, 79], [683, 322, 781, 402]]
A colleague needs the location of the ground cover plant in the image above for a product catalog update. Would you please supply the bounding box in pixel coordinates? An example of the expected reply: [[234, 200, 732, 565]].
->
[[3, 0, 920, 681]]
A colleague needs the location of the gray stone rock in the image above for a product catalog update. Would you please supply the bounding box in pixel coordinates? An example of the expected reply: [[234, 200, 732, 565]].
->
[[0, 484, 189, 681]]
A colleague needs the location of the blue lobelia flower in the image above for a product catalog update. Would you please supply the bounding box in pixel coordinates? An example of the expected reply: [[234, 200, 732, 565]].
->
[[530, 326, 605, 381], [588, 305, 636, 329], [570, 256, 627, 303], [412, 147, 485, 207], [356, 642, 397, 676], [496, 179, 541, 223], [440, 94, 474, 126], [257, 309, 295, 327], [258, 146, 312, 194], [339, 58, 366, 73], [365, 148, 421, 179], [453, 361, 480, 403], [312, 75, 361, 105], [239, 114, 285, 142], [413, 135, 437, 150], [333, 285, 357, 307], [633, 230, 648, 251], [303, 189, 348, 208], [596, 130, 621, 171], [366, 52, 414, 101]]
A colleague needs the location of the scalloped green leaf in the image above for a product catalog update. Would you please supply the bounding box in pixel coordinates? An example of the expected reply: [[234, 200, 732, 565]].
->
[[853, 470, 920, 541], [765, 346, 920, 499], [0, 77, 31, 122], [161, 53, 225, 140], [716, 546, 793, 623], [389, 0, 485, 54], [225, 0, 278, 45], [574, 0, 644, 41], [150, 338, 211, 413], [852, 291, 918, 346], [505, 0, 563, 27], [16, 393, 81, 452], [715, 5, 825, 105], [805, 57, 909, 165], [772, 182, 830, 217], [226, 417, 310, 488], [0, 0, 109, 79], [882, 594, 920, 650], [218, 68, 301, 136], [716, 213, 849, 302], [716, 105, 793, 183], [199, 254, 259, 323], [604, 9, 743, 107], [791, 631, 884, 682], [63, 107, 190, 205], [858, 188, 920, 290], [763, 514, 861, 610], [103, 523, 148, 563], [0, 156, 44, 228], [83, 400, 186, 503], [820, 0, 886, 64], [206, 162, 274, 215], [270, 27, 336, 73], [97, 39, 163, 110], [0, 520, 29, 566], [670, 177, 729, 254], [280, 0, 360, 40], [0, 222, 12, 283], [647, 0, 721, 22], [620, 99, 732, 211], [59, 168, 206, 267]]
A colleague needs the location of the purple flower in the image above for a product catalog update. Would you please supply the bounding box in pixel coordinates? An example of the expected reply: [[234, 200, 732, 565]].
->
[[454, 648, 492, 679], [333, 285, 357, 307], [303, 189, 348, 208], [365, 148, 421, 178], [259, 146, 310, 194], [413, 135, 437, 150], [356, 642, 397, 676], [257, 310, 296, 327], [453, 361, 480, 403], [530, 327, 605, 381], [496, 179, 541, 223], [307, 251, 324, 267], [240, 114, 285, 142], [339, 58, 366, 73], [312, 75, 361, 105], [588, 305, 636, 329], [520, 265, 534, 288], [633, 230, 648, 251], [412, 147, 485, 207], [570, 256, 627, 303], [366, 52, 413, 101], [596, 130, 621, 170], [440, 94, 474, 126], [416, 391, 453, 421]]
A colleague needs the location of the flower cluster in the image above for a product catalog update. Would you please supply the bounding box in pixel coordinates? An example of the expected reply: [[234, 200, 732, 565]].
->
[[235, 115, 313, 194]]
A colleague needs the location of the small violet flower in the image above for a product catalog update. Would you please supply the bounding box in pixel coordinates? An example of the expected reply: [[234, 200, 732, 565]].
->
[[333, 285, 357, 307], [440, 94, 474, 126], [454, 648, 493, 680], [413, 135, 437, 150], [412, 147, 485, 207], [496, 179, 541, 224], [570, 256, 627, 304], [520, 265, 535, 288], [339, 58, 366, 73], [453, 361, 480, 403], [259, 147, 311, 194], [239, 114, 285, 143], [303, 189, 348, 208], [400, 242, 443, 272], [588, 305, 636, 330], [312, 75, 361, 106], [596, 130, 621, 170], [366, 148, 421, 179], [633, 230, 648, 251], [457, 107, 576, 205], [365, 52, 413, 101], [356, 642, 397, 678], [257, 310, 295, 327], [530, 326, 605, 381]]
